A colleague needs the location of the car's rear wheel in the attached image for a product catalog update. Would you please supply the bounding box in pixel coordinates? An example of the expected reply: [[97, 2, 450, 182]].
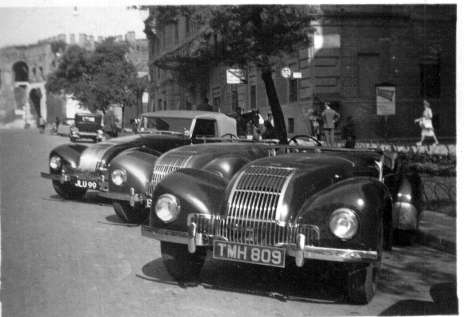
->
[[160, 241, 206, 282], [113, 201, 147, 223], [52, 180, 87, 200]]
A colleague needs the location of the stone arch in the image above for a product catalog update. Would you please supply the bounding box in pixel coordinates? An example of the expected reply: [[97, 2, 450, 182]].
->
[[12, 61, 29, 82]]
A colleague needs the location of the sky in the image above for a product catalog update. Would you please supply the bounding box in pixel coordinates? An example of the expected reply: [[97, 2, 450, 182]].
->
[[0, 4, 149, 48]]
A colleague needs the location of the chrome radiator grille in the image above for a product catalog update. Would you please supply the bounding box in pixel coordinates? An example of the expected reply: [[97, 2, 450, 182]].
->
[[187, 165, 320, 246], [147, 153, 193, 195], [227, 165, 295, 223], [190, 214, 320, 246]]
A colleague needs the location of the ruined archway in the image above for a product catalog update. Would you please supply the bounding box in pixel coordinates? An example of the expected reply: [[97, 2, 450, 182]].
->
[[12, 61, 29, 82]]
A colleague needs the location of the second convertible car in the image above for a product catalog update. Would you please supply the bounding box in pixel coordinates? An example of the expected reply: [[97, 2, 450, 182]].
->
[[41, 110, 236, 200], [142, 145, 423, 304]]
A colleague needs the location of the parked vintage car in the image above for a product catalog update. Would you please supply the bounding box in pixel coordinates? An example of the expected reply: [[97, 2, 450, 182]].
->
[[69, 112, 104, 142], [100, 142, 276, 222], [142, 145, 423, 304], [40, 111, 237, 201]]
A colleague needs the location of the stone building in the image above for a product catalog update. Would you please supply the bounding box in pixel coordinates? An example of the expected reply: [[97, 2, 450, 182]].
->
[[0, 31, 149, 128], [145, 5, 456, 140]]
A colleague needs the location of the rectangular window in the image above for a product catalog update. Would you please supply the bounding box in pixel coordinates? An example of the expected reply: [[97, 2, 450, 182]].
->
[[250, 85, 257, 109], [288, 118, 295, 134], [157, 99, 162, 111], [185, 16, 190, 36], [192, 119, 217, 137], [231, 86, 238, 112], [163, 100, 167, 111], [213, 96, 220, 111], [289, 78, 298, 103], [420, 63, 440, 98], [174, 22, 179, 44]]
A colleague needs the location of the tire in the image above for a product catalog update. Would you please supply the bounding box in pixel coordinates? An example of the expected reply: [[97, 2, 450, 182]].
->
[[345, 263, 377, 304], [113, 201, 148, 223], [160, 241, 206, 282], [52, 180, 87, 200], [346, 222, 382, 304]]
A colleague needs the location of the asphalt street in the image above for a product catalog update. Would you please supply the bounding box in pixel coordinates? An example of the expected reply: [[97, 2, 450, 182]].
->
[[0, 129, 458, 317]]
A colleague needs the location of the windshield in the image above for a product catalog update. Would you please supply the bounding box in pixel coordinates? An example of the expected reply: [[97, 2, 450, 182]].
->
[[140, 116, 193, 134], [76, 115, 101, 124]]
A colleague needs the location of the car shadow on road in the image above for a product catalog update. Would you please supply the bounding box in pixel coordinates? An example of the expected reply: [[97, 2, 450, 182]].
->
[[379, 282, 458, 315], [44, 193, 111, 206], [140, 256, 347, 304]]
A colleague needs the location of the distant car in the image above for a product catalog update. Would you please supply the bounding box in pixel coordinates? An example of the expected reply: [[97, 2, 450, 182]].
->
[[70, 112, 104, 142], [40, 111, 237, 201], [142, 145, 423, 304]]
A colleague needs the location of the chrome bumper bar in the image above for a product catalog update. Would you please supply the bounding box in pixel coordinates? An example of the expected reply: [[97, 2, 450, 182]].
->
[[99, 187, 152, 207], [40, 171, 109, 191], [141, 225, 379, 265]]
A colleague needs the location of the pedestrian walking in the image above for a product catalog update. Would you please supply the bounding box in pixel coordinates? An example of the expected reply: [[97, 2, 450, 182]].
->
[[38, 116, 46, 134], [321, 102, 340, 146], [261, 120, 277, 139], [414, 99, 439, 146]]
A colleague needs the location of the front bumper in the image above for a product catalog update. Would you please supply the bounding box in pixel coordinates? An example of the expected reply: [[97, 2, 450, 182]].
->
[[98, 188, 152, 208], [40, 171, 109, 191], [142, 217, 378, 267]]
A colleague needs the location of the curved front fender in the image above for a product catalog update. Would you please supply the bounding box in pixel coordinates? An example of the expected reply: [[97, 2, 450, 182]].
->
[[297, 177, 391, 251], [150, 168, 227, 232], [108, 148, 159, 194], [202, 155, 251, 182], [50, 143, 88, 171]]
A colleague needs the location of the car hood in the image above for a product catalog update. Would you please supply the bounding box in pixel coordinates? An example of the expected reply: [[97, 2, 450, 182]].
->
[[223, 151, 380, 223]]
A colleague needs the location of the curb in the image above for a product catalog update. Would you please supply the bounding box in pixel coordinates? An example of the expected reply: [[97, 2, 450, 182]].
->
[[415, 230, 456, 255]]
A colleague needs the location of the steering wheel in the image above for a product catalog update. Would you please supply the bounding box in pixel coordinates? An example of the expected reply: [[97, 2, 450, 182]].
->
[[288, 135, 321, 146], [221, 133, 239, 140]]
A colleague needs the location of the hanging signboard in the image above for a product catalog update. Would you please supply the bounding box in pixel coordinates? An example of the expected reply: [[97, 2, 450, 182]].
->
[[226, 68, 247, 84], [376, 85, 396, 116]]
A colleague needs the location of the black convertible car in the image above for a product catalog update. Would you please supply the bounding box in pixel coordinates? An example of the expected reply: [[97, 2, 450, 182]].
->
[[41, 111, 236, 200], [142, 144, 423, 304]]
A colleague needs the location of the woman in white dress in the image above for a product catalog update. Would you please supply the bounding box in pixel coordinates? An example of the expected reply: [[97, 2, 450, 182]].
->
[[414, 99, 439, 146]]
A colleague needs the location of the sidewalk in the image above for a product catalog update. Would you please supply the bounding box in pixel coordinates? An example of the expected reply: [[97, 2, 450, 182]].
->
[[416, 210, 456, 254]]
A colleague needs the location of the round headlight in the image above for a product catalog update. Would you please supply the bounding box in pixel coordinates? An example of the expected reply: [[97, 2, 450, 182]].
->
[[155, 194, 180, 223], [329, 208, 359, 240], [49, 156, 62, 170], [111, 169, 127, 186]]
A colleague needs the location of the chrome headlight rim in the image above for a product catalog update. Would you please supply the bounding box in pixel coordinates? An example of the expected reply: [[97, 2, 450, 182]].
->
[[111, 168, 127, 186], [155, 193, 180, 223], [49, 155, 62, 170], [329, 207, 359, 241]]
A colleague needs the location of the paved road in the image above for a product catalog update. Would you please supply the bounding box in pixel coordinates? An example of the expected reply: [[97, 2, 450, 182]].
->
[[0, 129, 458, 317]]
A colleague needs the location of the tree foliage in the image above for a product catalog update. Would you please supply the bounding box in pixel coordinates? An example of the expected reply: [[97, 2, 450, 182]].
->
[[46, 38, 147, 112], [205, 6, 315, 143]]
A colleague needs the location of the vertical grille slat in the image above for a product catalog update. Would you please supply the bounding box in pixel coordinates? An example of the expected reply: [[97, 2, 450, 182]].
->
[[147, 153, 193, 195]]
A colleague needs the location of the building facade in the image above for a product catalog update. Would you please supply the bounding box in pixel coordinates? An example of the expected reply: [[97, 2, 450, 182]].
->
[[0, 31, 149, 128], [145, 5, 456, 140]]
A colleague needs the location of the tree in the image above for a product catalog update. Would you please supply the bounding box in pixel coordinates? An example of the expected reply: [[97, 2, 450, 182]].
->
[[204, 6, 315, 143], [46, 38, 145, 113]]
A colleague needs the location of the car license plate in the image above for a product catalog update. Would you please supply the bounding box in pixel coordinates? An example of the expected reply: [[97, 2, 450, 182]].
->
[[213, 240, 285, 268], [74, 179, 98, 190]]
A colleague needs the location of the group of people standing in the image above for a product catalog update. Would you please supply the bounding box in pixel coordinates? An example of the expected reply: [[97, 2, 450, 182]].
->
[[307, 102, 354, 147]]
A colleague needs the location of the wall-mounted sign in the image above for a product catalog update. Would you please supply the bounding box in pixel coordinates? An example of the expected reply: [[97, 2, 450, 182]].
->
[[142, 92, 149, 104], [376, 85, 396, 116], [281, 67, 292, 78], [226, 68, 247, 84], [292, 72, 302, 79]]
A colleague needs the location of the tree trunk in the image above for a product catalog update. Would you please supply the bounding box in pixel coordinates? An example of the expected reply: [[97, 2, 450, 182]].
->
[[261, 68, 287, 144]]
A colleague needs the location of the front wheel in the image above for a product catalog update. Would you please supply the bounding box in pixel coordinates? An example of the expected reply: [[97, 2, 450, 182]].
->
[[113, 201, 148, 223], [160, 241, 206, 282], [52, 180, 87, 200], [345, 263, 377, 304]]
